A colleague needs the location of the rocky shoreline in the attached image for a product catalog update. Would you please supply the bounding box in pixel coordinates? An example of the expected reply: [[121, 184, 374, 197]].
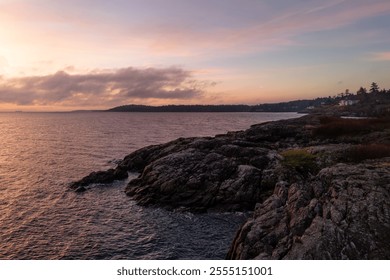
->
[[71, 114, 390, 259]]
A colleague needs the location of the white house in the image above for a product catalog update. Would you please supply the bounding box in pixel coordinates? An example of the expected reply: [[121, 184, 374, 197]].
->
[[339, 100, 359, 106]]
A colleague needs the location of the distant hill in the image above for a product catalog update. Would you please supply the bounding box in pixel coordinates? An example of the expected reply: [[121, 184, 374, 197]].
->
[[107, 104, 251, 112], [107, 98, 333, 113], [107, 89, 390, 117]]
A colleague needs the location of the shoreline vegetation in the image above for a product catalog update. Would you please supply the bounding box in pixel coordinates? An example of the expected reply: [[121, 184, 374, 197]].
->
[[71, 89, 390, 259]]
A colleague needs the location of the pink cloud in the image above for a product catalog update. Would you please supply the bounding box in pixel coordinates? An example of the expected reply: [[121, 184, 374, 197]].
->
[[0, 67, 214, 107], [370, 52, 390, 61], [229, 1, 390, 48], [136, 0, 390, 56], [2, 0, 390, 59]]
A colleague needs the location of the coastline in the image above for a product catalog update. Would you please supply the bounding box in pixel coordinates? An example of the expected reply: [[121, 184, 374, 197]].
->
[[71, 114, 390, 259]]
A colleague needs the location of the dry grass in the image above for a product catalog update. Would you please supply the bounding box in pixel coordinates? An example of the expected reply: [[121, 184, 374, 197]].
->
[[343, 144, 390, 162], [314, 117, 390, 138]]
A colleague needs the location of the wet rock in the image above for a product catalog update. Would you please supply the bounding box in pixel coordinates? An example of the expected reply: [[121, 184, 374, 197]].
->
[[74, 186, 87, 193], [70, 167, 128, 188]]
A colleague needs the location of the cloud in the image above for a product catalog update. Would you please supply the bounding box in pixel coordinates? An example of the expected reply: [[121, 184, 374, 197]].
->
[[225, 0, 390, 49], [3, 0, 390, 60], [0, 67, 211, 107], [134, 0, 390, 54], [370, 52, 390, 61]]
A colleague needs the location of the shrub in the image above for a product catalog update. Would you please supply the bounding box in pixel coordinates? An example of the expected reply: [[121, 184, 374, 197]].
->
[[314, 117, 390, 138], [343, 144, 390, 163], [281, 149, 318, 175]]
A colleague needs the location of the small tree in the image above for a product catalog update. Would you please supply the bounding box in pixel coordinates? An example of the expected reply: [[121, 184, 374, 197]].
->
[[370, 82, 379, 93], [357, 87, 367, 95]]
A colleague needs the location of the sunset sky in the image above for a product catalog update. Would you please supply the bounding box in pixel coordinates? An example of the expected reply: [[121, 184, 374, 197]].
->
[[0, 0, 390, 111]]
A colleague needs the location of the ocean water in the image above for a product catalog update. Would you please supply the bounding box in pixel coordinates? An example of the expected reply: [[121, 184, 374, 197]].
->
[[0, 112, 301, 259]]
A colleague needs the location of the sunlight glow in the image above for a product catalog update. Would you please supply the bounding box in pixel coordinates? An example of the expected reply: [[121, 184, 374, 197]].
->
[[0, 0, 389, 110]]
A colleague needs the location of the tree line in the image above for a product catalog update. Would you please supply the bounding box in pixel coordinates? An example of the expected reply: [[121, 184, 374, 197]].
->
[[107, 82, 389, 113]]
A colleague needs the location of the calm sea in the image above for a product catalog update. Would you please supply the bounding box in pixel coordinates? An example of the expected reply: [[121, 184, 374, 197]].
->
[[0, 112, 301, 259]]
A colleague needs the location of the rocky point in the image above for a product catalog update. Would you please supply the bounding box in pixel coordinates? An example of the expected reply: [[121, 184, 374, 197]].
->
[[71, 114, 390, 259]]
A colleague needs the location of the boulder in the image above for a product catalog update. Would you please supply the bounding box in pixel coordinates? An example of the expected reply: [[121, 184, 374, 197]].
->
[[125, 146, 274, 212]]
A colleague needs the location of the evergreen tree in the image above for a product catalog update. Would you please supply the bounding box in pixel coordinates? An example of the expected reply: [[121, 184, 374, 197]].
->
[[357, 87, 367, 95], [370, 82, 379, 93]]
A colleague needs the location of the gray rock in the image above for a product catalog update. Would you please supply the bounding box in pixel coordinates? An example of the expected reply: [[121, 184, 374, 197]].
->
[[69, 167, 128, 188], [125, 147, 273, 212], [227, 161, 390, 259]]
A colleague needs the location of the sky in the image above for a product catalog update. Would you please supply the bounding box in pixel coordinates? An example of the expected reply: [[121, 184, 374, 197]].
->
[[0, 0, 389, 111]]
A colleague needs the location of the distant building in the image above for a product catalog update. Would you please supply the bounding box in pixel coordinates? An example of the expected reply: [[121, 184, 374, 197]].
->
[[339, 100, 359, 106]]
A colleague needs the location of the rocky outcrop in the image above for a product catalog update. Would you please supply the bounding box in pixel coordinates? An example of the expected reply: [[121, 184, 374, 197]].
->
[[227, 160, 390, 259], [125, 142, 274, 212], [70, 168, 128, 190], [70, 114, 390, 259], [71, 115, 321, 210]]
